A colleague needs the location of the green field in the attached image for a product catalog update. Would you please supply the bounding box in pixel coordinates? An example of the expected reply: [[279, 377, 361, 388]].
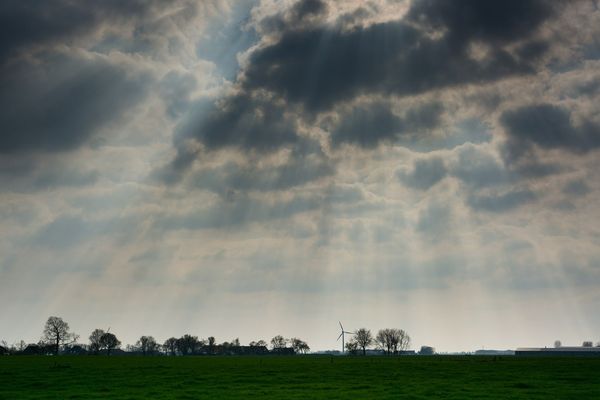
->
[[1, 356, 599, 399]]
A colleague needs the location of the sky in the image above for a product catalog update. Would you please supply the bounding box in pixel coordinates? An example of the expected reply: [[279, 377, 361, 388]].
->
[[1, 0, 599, 353]]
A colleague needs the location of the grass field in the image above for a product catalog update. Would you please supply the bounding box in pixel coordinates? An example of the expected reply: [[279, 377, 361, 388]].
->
[[1, 355, 600, 399]]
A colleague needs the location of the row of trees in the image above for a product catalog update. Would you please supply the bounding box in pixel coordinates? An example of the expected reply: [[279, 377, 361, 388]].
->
[[0, 317, 310, 356], [346, 328, 411, 356]]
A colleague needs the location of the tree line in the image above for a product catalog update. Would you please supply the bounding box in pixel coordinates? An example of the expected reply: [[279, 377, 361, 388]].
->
[[345, 328, 412, 355], [0, 316, 309, 356]]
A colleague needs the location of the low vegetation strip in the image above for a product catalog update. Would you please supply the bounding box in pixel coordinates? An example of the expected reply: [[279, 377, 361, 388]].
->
[[1, 356, 600, 399]]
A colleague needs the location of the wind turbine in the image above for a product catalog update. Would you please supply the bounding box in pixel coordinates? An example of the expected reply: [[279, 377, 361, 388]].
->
[[337, 322, 354, 354]]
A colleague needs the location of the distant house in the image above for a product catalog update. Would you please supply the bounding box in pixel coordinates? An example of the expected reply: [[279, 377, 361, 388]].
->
[[270, 347, 295, 355], [63, 345, 88, 355], [22, 344, 53, 355], [0, 345, 8, 355], [516, 347, 600, 356], [240, 345, 269, 355]]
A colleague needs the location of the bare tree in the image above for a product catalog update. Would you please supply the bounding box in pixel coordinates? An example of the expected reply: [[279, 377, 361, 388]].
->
[[355, 328, 373, 356], [0, 340, 8, 355], [345, 339, 359, 355], [249, 340, 267, 347], [136, 336, 158, 356], [290, 338, 310, 354], [163, 337, 178, 356], [42, 316, 78, 355], [554, 340, 562, 348], [14, 340, 27, 352], [376, 328, 410, 355], [99, 332, 120, 355], [176, 334, 199, 355], [270, 335, 287, 350], [376, 329, 392, 354], [207, 336, 216, 354], [392, 329, 410, 354], [89, 329, 105, 355]]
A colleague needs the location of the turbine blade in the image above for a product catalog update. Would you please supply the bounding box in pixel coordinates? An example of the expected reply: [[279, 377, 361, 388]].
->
[[339, 321, 343, 330], [337, 333, 343, 341]]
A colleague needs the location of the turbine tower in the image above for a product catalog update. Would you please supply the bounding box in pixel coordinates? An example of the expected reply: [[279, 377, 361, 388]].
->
[[337, 321, 354, 354]]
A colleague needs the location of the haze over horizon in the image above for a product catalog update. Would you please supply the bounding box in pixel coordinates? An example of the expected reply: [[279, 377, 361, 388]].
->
[[1, 0, 600, 353]]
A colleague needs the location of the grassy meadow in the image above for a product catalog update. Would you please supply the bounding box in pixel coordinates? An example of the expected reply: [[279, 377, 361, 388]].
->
[[1, 355, 599, 399]]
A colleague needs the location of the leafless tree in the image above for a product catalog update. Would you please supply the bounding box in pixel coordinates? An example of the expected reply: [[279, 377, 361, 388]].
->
[[176, 334, 199, 355], [290, 338, 310, 354], [345, 339, 359, 355], [136, 336, 158, 356], [392, 329, 411, 354], [99, 332, 120, 355], [14, 340, 27, 352], [249, 340, 267, 347], [270, 335, 287, 349], [355, 328, 373, 356], [376, 328, 410, 355], [554, 340, 562, 348], [207, 336, 216, 354], [376, 329, 392, 354], [163, 337, 178, 355], [42, 316, 78, 355], [89, 329, 105, 355]]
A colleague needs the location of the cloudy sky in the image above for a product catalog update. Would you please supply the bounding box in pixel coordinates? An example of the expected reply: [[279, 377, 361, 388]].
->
[[1, 0, 599, 352]]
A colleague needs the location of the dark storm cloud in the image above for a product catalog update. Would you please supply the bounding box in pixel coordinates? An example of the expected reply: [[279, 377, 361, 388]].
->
[[406, 0, 555, 45], [501, 103, 600, 159], [162, 92, 303, 182], [243, 0, 555, 113], [0, 53, 150, 153], [259, 0, 328, 34], [467, 188, 537, 213], [330, 102, 443, 147], [0, 0, 154, 64], [171, 0, 559, 178], [330, 103, 404, 148], [179, 93, 299, 152], [0, 0, 178, 156]]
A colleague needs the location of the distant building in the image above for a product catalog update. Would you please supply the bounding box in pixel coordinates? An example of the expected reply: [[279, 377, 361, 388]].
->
[[0, 345, 8, 355], [516, 347, 600, 356], [474, 349, 515, 356], [270, 347, 295, 355]]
